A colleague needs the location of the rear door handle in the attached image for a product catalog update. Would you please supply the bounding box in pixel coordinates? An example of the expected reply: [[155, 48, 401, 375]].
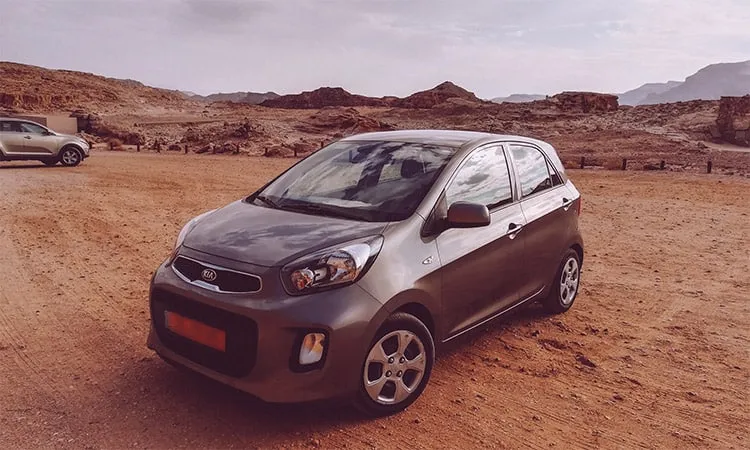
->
[[562, 198, 574, 210]]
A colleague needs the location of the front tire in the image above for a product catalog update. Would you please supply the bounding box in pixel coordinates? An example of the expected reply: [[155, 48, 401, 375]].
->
[[542, 249, 581, 314], [354, 312, 435, 417], [59, 146, 82, 167]]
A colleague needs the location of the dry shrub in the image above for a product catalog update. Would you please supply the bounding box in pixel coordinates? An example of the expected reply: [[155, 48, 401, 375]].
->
[[106, 137, 124, 150]]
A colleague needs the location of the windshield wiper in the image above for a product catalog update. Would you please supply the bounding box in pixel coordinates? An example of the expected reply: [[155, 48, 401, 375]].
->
[[253, 194, 280, 209], [282, 202, 366, 221]]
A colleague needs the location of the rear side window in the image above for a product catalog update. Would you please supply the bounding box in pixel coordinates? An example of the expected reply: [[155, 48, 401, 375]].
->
[[509, 144, 558, 197], [445, 144, 513, 209], [0, 121, 21, 132]]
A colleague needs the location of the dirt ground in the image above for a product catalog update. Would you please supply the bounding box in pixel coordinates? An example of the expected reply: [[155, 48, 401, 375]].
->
[[1, 151, 748, 449]]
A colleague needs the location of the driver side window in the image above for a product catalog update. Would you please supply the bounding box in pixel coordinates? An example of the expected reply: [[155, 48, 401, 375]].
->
[[445, 144, 513, 210]]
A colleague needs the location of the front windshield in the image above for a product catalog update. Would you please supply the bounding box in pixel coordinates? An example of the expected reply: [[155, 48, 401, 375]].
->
[[251, 140, 457, 222]]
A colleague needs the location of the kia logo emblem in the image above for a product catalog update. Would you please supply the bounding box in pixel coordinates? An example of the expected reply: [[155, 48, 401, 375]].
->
[[201, 268, 218, 282]]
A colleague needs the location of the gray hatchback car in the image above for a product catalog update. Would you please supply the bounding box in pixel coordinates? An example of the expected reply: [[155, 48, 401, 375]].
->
[[147, 130, 584, 416]]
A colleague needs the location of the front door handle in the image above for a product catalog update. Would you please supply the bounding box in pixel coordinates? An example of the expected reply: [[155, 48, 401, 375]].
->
[[23, 135, 32, 140], [508, 222, 524, 239]]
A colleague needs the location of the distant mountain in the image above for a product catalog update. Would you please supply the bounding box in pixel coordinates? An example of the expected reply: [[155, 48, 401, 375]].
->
[[189, 91, 280, 104], [491, 94, 546, 104], [617, 81, 683, 106], [637, 60, 750, 105]]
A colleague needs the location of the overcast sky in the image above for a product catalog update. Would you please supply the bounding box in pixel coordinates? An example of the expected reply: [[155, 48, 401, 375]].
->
[[1, 0, 749, 98]]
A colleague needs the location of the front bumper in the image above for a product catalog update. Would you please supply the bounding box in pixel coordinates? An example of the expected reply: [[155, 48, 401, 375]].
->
[[146, 247, 387, 403]]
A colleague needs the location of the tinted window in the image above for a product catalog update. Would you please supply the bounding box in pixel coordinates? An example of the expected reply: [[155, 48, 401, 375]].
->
[[509, 145, 556, 197], [20, 122, 47, 134], [0, 121, 21, 132], [445, 145, 513, 209], [256, 140, 457, 222]]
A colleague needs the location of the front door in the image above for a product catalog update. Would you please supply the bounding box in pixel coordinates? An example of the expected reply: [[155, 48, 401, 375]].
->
[[0, 121, 27, 154], [19, 122, 58, 155], [435, 144, 528, 338]]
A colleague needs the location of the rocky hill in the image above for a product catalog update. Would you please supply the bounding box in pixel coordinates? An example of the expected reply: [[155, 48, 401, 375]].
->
[[640, 60, 750, 105], [259, 87, 389, 109], [0, 61, 193, 112], [394, 81, 485, 108]]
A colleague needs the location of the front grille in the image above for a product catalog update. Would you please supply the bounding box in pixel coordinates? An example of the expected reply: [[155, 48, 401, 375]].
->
[[173, 256, 262, 294], [150, 288, 258, 378]]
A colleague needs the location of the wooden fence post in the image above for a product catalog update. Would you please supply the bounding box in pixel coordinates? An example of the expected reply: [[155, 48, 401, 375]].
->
[[660, 160, 665, 170], [294, 147, 298, 157], [707, 161, 713, 174], [184, 145, 188, 154], [579, 156, 585, 169], [621, 158, 627, 171], [136, 143, 141, 152]]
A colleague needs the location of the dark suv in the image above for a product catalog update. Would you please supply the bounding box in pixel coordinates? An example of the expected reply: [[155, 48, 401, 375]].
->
[[147, 130, 583, 416]]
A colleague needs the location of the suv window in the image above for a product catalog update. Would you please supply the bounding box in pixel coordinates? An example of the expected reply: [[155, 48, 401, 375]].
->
[[20, 122, 47, 134], [509, 144, 557, 197], [445, 144, 513, 209]]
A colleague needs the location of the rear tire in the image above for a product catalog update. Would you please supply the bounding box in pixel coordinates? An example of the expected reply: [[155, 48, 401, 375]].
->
[[354, 312, 434, 417], [59, 146, 82, 167], [542, 249, 581, 314]]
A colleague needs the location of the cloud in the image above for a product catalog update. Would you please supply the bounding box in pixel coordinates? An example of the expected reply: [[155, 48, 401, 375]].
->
[[0, 0, 749, 98]]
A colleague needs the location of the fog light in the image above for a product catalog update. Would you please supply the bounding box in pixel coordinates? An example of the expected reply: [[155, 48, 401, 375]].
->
[[299, 333, 326, 365]]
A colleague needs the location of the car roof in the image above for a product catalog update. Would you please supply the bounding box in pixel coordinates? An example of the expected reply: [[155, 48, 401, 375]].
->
[[339, 129, 550, 149]]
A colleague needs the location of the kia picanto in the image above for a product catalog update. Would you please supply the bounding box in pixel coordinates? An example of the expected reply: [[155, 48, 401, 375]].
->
[[147, 130, 584, 416]]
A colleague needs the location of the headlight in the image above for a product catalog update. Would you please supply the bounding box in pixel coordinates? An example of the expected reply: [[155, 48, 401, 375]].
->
[[174, 209, 216, 250], [281, 235, 384, 295]]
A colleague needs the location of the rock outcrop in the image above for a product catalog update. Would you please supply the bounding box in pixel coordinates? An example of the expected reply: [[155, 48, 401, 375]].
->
[[551, 92, 620, 113], [716, 96, 750, 146], [395, 81, 484, 109], [260, 87, 388, 109]]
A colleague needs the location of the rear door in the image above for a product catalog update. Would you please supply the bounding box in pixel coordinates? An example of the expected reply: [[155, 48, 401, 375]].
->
[[436, 143, 527, 338], [0, 121, 27, 154], [507, 143, 571, 298]]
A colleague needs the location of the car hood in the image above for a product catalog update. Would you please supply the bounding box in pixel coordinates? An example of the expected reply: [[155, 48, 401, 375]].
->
[[182, 200, 388, 267]]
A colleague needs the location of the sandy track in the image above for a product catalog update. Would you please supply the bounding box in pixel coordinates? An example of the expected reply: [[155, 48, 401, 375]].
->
[[1, 151, 748, 449]]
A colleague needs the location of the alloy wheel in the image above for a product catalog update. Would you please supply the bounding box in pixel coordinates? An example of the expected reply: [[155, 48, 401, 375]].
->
[[363, 330, 427, 405], [559, 257, 580, 305]]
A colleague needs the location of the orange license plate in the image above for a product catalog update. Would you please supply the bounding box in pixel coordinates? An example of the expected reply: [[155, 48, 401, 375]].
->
[[165, 311, 226, 352]]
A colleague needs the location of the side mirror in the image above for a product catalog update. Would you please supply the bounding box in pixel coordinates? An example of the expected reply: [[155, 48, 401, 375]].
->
[[446, 201, 490, 228]]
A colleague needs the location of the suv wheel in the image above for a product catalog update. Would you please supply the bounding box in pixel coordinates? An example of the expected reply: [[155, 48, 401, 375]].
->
[[60, 146, 82, 167], [542, 249, 581, 314], [354, 312, 434, 417]]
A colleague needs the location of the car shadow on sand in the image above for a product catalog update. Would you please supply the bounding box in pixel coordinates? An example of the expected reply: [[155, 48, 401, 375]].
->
[[107, 300, 554, 443], [0, 163, 61, 169]]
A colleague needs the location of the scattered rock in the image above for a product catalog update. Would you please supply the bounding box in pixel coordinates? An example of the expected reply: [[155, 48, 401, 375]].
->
[[575, 353, 597, 368]]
